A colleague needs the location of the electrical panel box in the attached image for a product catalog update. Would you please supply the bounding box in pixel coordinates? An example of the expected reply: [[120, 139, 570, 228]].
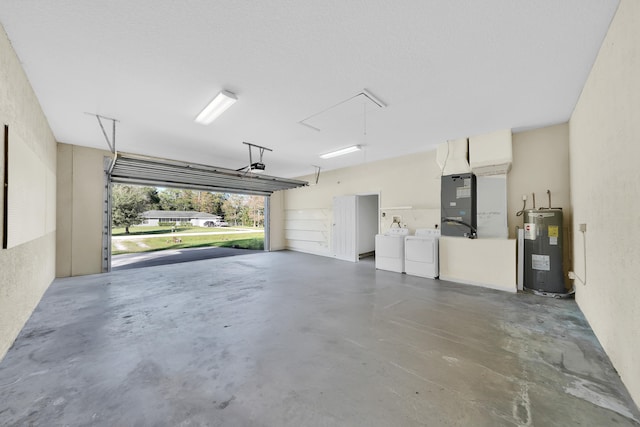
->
[[441, 173, 477, 237]]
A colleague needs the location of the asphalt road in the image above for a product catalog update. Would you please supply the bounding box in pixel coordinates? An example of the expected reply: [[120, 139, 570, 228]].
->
[[112, 246, 264, 270]]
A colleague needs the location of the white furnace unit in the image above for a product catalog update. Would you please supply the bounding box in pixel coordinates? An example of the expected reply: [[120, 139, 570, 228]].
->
[[404, 229, 440, 279]]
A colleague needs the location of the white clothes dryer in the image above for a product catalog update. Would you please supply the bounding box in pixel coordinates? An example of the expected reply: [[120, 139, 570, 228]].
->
[[404, 229, 440, 279], [375, 228, 410, 273]]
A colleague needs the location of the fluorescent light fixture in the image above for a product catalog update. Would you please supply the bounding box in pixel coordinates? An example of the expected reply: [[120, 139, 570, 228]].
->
[[195, 90, 237, 125], [320, 145, 362, 159]]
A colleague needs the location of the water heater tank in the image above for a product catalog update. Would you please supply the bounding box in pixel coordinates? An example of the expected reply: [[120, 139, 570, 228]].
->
[[523, 209, 565, 293]]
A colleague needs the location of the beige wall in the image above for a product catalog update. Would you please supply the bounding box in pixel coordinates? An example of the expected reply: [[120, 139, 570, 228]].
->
[[287, 150, 441, 211], [0, 25, 57, 360], [439, 237, 516, 292], [56, 144, 110, 277], [277, 124, 570, 258], [280, 150, 442, 256], [570, 0, 640, 406], [56, 144, 73, 276], [508, 124, 571, 236], [275, 124, 569, 290], [508, 123, 572, 288], [268, 190, 286, 251]]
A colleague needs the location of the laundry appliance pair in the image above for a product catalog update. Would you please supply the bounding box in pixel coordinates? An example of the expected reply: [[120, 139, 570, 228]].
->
[[375, 228, 440, 279]]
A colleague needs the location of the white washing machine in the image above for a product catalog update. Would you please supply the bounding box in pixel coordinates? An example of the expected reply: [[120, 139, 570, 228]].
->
[[404, 229, 440, 279], [375, 228, 410, 273]]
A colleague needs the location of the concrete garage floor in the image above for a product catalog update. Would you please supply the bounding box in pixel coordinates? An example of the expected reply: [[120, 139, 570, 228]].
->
[[1, 252, 638, 426]]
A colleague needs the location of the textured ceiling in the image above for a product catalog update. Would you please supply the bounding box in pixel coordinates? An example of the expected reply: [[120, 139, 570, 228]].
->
[[0, 1, 620, 178]]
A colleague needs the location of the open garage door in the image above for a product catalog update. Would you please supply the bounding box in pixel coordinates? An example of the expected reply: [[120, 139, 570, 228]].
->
[[102, 153, 307, 272], [109, 152, 307, 196]]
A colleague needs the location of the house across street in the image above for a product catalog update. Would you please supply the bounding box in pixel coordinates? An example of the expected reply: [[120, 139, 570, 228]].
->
[[140, 210, 225, 227]]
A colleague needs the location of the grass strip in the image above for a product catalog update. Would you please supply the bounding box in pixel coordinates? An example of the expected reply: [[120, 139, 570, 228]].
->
[[112, 232, 264, 255]]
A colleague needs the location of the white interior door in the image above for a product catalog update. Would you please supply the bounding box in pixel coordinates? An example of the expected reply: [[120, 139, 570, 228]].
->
[[332, 195, 357, 262]]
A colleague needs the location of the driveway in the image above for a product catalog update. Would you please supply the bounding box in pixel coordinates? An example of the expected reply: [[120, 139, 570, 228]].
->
[[112, 246, 263, 270]]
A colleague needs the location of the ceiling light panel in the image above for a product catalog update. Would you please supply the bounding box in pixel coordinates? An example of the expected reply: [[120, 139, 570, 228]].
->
[[320, 145, 361, 159], [195, 90, 238, 125]]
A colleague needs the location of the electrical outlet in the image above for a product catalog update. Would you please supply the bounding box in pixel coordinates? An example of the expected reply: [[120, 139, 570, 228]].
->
[[579, 223, 587, 232], [568, 271, 576, 279]]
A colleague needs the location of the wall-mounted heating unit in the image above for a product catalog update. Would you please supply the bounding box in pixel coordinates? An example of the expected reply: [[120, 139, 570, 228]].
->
[[441, 173, 477, 238]]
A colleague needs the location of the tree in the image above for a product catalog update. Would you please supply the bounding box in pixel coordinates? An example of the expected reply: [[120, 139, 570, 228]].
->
[[190, 191, 226, 215], [178, 190, 195, 211], [210, 193, 228, 216], [159, 189, 192, 211], [158, 189, 179, 211], [144, 187, 161, 210], [247, 196, 264, 227], [112, 185, 149, 234], [240, 206, 251, 227], [222, 194, 244, 226]]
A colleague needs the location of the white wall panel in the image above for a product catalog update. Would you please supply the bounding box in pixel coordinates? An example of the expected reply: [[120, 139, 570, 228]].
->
[[476, 174, 508, 239], [7, 127, 47, 248], [284, 208, 330, 256]]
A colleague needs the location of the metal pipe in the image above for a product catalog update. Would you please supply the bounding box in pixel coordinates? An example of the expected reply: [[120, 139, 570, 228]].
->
[[441, 217, 477, 239]]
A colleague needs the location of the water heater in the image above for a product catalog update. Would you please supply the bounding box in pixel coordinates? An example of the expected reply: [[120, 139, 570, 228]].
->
[[523, 209, 565, 293]]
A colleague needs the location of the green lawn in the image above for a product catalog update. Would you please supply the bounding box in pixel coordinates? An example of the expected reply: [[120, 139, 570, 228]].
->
[[112, 232, 264, 255]]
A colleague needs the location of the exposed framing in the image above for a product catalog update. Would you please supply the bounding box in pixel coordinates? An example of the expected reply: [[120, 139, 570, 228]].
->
[[102, 157, 112, 272], [264, 195, 270, 251]]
